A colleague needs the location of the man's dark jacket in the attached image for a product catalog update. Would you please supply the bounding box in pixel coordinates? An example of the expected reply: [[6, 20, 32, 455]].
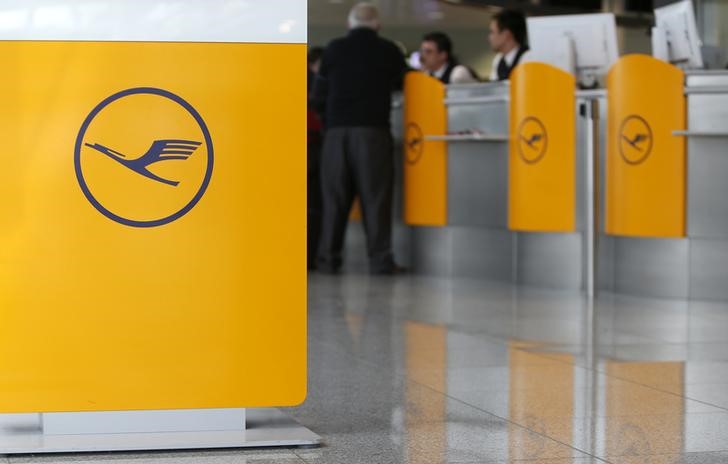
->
[[312, 28, 407, 129]]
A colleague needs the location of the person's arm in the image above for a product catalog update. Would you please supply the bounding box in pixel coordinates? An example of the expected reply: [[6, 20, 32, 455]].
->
[[311, 49, 331, 117]]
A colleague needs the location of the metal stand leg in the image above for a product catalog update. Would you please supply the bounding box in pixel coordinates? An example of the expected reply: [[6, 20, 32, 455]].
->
[[585, 99, 600, 299]]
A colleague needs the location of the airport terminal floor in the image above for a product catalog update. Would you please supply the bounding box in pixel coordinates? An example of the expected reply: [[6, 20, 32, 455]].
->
[[294, 274, 728, 464], [5, 273, 728, 464]]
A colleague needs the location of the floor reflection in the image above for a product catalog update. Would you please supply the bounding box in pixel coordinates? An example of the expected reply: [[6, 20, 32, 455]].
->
[[292, 274, 728, 464], [405, 322, 446, 463], [509, 343, 575, 461], [604, 361, 684, 458]]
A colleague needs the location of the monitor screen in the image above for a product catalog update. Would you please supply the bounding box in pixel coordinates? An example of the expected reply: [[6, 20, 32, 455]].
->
[[527, 13, 619, 85], [654, 0, 703, 69]]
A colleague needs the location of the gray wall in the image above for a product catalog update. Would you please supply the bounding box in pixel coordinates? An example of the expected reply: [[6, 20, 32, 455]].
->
[[699, 0, 728, 51]]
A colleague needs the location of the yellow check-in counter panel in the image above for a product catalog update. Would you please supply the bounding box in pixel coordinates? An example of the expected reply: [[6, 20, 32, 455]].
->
[[397, 57, 728, 301]]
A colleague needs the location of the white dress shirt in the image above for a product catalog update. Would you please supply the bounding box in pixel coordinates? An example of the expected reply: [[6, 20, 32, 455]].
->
[[431, 63, 477, 84], [489, 46, 529, 81]]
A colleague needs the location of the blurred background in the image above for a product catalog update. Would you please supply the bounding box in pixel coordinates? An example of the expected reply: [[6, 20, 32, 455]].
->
[[309, 0, 728, 77]]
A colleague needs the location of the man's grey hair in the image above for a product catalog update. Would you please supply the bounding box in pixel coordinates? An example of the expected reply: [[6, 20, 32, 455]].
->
[[348, 2, 380, 30]]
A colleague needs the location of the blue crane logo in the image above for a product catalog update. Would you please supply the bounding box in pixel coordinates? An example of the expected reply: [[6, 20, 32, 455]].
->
[[517, 117, 548, 164], [84, 139, 202, 187], [75, 87, 214, 228], [619, 115, 653, 165]]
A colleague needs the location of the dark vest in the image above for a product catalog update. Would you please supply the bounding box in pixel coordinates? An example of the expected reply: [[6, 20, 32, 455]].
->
[[496, 46, 529, 81]]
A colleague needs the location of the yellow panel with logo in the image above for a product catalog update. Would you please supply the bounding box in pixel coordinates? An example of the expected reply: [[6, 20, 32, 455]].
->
[[403, 72, 447, 226], [606, 55, 686, 237], [0, 41, 306, 412], [509, 62, 576, 232]]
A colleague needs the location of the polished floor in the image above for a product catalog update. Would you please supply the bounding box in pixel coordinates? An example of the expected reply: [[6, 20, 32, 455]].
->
[[6, 273, 728, 463]]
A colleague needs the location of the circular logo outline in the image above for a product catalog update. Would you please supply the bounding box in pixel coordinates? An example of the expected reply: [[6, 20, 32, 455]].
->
[[74, 87, 214, 228], [517, 116, 548, 165], [619, 114, 653, 166], [404, 122, 424, 165]]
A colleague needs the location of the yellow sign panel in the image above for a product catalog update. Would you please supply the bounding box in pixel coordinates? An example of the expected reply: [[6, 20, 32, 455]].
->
[[0, 41, 306, 412], [403, 72, 447, 226], [606, 55, 686, 237], [509, 63, 576, 232]]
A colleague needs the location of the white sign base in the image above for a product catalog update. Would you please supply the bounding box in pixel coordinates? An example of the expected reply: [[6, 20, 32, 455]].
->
[[0, 408, 320, 454]]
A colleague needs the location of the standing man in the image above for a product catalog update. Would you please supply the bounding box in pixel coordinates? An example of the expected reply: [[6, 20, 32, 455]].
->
[[312, 2, 407, 275], [488, 9, 529, 81], [419, 32, 479, 84]]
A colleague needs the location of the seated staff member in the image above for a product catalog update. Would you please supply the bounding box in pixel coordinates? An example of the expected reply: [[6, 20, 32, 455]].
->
[[488, 9, 529, 81], [419, 32, 479, 84]]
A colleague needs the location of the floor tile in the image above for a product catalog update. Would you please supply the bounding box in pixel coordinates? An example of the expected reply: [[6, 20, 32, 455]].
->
[[608, 452, 728, 464]]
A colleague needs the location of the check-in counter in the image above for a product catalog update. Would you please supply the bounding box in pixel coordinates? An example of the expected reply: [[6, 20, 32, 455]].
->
[[600, 70, 728, 300], [408, 82, 514, 282], [343, 64, 728, 302], [401, 74, 587, 289], [683, 71, 728, 300], [598, 67, 728, 300]]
